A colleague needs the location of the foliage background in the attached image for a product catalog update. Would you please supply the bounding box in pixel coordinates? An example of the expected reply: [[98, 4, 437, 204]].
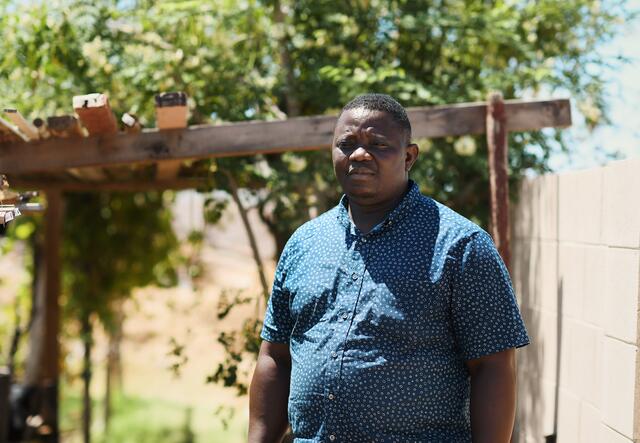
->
[[0, 0, 632, 440]]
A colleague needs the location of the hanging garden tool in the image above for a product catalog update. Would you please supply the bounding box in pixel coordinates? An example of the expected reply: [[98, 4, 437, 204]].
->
[[0, 174, 24, 226]]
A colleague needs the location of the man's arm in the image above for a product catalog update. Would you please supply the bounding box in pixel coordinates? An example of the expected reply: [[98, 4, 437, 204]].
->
[[465, 347, 517, 443], [248, 341, 292, 443]]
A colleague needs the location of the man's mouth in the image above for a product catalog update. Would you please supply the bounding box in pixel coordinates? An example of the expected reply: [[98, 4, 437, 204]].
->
[[348, 168, 375, 176]]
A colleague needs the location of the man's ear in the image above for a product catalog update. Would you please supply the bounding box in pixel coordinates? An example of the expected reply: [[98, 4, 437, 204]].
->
[[405, 143, 419, 172]]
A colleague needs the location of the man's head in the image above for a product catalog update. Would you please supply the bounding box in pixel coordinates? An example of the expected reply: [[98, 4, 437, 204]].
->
[[332, 93, 419, 206]]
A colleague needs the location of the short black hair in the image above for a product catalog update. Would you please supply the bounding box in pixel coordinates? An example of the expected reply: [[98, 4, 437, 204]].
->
[[341, 93, 412, 142]]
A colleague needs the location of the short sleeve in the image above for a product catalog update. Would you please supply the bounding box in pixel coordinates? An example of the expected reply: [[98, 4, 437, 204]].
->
[[451, 231, 530, 360], [260, 243, 294, 344]]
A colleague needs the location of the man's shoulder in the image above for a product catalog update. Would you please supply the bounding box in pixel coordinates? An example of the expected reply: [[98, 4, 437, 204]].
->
[[412, 194, 487, 251], [286, 205, 341, 247], [415, 194, 483, 235]]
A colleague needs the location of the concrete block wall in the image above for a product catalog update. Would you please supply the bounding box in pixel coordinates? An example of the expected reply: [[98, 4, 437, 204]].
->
[[512, 158, 640, 443]]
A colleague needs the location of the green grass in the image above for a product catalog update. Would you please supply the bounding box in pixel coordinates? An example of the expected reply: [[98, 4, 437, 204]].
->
[[60, 388, 246, 443]]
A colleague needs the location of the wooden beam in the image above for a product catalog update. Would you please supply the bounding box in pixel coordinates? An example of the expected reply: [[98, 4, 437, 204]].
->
[[73, 93, 118, 136], [33, 118, 51, 139], [47, 116, 85, 138], [486, 92, 511, 271], [0, 115, 28, 144], [0, 98, 571, 175], [155, 92, 188, 129], [3, 108, 39, 141], [7, 177, 210, 192], [67, 167, 109, 182], [121, 113, 142, 133], [155, 92, 188, 180]]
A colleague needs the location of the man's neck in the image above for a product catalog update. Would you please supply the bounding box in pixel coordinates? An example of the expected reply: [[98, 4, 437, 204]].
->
[[348, 186, 408, 234]]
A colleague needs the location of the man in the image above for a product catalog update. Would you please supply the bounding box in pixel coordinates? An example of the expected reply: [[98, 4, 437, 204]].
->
[[249, 93, 529, 442]]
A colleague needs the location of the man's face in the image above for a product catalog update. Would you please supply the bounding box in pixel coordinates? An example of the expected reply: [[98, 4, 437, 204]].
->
[[332, 108, 418, 205]]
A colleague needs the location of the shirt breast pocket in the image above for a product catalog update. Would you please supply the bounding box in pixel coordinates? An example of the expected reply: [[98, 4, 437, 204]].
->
[[372, 276, 450, 346], [288, 286, 329, 341]]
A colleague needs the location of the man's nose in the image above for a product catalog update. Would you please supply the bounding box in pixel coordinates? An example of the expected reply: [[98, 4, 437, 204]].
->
[[349, 146, 372, 162]]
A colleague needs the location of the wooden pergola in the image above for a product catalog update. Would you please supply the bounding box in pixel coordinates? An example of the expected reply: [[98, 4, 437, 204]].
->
[[0, 94, 571, 442]]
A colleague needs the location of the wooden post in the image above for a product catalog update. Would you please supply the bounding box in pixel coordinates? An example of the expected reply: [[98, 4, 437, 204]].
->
[[42, 190, 63, 442], [486, 92, 511, 270], [0, 367, 9, 443]]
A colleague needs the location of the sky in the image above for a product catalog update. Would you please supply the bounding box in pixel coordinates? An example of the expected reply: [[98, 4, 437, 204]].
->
[[550, 8, 640, 171]]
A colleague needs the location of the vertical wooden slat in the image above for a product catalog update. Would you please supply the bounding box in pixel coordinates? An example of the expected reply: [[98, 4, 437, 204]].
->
[[486, 91, 511, 270]]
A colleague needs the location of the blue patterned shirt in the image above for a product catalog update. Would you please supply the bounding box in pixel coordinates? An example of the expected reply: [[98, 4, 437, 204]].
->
[[261, 181, 529, 442]]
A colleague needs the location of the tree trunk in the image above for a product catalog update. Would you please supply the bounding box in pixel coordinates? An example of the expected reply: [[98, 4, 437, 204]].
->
[[104, 305, 123, 436], [224, 171, 270, 306], [104, 348, 112, 438], [81, 313, 92, 443], [24, 236, 46, 386]]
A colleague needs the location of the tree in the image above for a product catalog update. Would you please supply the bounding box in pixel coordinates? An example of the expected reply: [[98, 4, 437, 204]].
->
[[61, 191, 179, 441]]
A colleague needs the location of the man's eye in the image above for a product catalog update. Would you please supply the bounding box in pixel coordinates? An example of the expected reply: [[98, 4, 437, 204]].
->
[[338, 142, 353, 149]]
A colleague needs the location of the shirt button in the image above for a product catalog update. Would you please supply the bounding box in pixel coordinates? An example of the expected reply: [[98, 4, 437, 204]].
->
[[329, 435, 336, 442], [351, 272, 358, 281], [328, 393, 335, 400], [331, 351, 338, 358], [361, 238, 367, 243], [342, 312, 349, 320]]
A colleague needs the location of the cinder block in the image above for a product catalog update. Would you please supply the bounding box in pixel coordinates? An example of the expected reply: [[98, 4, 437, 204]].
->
[[540, 379, 558, 438], [513, 179, 534, 241], [602, 158, 640, 249], [513, 174, 559, 241], [520, 308, 560, 383], [567, 322, 602, 408], [579, 401, 602, 443], [604, 248, 639, 343], [582, 246, 607, 328], [602, 337, 637, 438], [559, 244, 586, 320], [522, 240, 558, 312], [512, 239, 533, 309], [558, 244, 607, 326], [558, 168, 603, 245], [600, 424, 634, 443], [557, 388, 581, 443], [516, 377, 557, 442], [558, 317, 574, 391], [536, 174, 559, 241]]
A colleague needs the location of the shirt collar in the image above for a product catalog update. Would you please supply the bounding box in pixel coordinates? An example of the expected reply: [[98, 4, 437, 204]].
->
[[337, 180, 421, 235]]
